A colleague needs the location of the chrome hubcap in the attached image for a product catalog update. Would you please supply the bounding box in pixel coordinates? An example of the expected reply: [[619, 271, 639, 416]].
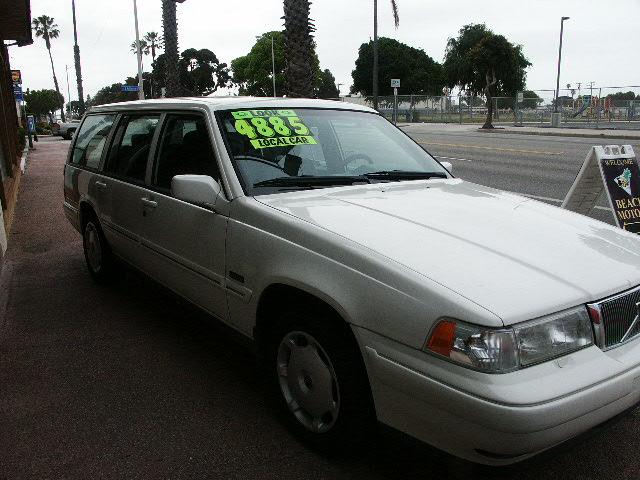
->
[[84, 223, 102, 272], [277, 331, 340, 433]]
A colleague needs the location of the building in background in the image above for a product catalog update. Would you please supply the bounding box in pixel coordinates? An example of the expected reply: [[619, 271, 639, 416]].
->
[[0, 0, 32, 263]]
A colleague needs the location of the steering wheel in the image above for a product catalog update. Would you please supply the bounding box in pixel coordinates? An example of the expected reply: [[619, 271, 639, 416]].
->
[[344, 153, 374, 167]]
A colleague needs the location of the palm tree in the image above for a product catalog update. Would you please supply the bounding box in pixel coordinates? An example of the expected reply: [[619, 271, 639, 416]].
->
[[162, 0, 182, 97], [130, 39, 149, 58], [144, 32, 163, 64], [283, 0, 315, 98], [130, 33, 163, 98], [372, 0, 399, 110], [32, 15, 65, 121]]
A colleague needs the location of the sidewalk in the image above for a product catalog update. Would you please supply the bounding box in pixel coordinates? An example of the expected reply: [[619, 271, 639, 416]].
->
[[485, 125, 640, 141], [400, 122, 640, 141]]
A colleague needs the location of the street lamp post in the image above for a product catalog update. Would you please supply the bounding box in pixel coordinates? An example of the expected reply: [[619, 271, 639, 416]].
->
[[271, 34, 276, 97], [132, 0, 145, 100], [553, 16, 570, 115], [65, 65, 72, 117]]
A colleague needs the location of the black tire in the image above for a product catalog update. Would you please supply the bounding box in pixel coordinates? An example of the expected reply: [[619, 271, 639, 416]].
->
[[82, 214, 116, 283], [63, 128, 75, 140], [266, 306, 377, 452]]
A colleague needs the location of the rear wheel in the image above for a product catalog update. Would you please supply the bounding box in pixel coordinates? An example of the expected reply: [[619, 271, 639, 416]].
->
[[267, 308, 376, 451], [82, 215, 116, 283]]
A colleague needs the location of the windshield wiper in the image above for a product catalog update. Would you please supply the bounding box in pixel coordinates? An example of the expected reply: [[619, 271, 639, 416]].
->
[[253, 175, 371, 188], [363, 170, 448, 180]]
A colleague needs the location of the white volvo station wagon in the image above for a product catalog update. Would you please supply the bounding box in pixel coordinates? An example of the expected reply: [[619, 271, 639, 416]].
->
[[64, 97, 640, 465]]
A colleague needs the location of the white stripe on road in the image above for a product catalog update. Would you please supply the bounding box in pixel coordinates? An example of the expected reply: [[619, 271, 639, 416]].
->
[[435, 155, 474, 162]]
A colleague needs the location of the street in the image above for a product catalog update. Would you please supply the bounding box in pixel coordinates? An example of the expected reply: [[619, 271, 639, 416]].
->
[[2, 134, 640, 479], [405, 124, 640, 226]]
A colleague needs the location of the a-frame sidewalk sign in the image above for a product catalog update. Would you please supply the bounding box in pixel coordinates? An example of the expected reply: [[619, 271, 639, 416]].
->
[[562, 145, 640, 233]]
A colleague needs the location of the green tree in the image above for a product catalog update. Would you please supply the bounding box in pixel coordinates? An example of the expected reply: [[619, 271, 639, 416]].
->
[[130, 39, 149, 57], [232, 32, 337, 98], [152, 49, 229, 97], [89, 74, 152, 107], [351, 37, 443, 97], [443, 24, 531, 129], [131, 33, 163, 63], [283, 0, 315, 97], [606, 91, 637, 101], [66, 100, 83, 117], [144, 32, 163, 63], [232, 32, 286, 96], [521, 90, 543, 109], [24, 89, 65, 118], [180, 48, 230, 95], [32, 15, 65, 121], [71, 0, 85, 115], [372, 0, 399, 110], [317, 69, 339, 98]]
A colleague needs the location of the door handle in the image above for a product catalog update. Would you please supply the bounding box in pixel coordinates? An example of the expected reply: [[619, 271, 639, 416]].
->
[[95, 181, 107, 190], [141, 198, 158, 209]]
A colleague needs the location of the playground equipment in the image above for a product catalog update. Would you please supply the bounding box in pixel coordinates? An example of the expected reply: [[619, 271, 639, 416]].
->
[[572, 95, 594, 118]]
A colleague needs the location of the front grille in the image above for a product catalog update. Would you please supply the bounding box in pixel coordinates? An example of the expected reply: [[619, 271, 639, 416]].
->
[[588, 286, 640, 350]]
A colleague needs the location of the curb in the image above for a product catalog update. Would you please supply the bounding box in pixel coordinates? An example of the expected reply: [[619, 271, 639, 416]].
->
[[19, 143, 30, 173], [0, 259, 14, 330], [478, 128, 640, 141]]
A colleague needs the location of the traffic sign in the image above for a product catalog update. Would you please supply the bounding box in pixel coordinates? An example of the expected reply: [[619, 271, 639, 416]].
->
[[390, 79, 400, 88], [121, 85, 140, 92], [516, 91, 524, 103]]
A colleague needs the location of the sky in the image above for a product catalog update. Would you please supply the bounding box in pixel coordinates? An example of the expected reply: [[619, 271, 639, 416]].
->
[[9, 0, 640, 103]]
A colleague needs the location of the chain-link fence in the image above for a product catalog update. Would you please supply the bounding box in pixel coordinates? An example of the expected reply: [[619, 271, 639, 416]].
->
[[339, 86, 640, 130]]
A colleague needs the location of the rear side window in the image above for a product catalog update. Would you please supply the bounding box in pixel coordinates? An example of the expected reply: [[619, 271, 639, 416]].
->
[[70, 114, 116, 169], [105, 115, 160, 183], [152, 114, 219, 191]]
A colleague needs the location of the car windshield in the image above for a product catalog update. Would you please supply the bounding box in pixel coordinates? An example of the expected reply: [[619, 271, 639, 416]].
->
[[218, 108, 447, 195]]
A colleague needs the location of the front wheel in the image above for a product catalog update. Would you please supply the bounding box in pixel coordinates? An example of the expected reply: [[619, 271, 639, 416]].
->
[[267, 309, 376, 451], [82, 216, 116, 283]]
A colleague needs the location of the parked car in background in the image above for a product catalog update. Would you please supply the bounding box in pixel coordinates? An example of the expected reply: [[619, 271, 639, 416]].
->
[[63, 97, 640, 465], [55, 119, 81, 140]]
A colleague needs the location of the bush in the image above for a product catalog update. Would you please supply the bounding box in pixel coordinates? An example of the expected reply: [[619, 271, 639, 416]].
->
[[17, 127, 26, 155]]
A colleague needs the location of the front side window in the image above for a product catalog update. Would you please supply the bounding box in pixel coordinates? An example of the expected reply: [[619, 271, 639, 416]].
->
[[70, 114, 116, 169], [218, 108, 447, 195], [152, 114, 219, 191], [105, 115, 160, 183]]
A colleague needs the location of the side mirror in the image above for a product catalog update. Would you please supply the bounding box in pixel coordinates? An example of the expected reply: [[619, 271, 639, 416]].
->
[[440, 161, 453, 174], [171, 175, 221, 210]]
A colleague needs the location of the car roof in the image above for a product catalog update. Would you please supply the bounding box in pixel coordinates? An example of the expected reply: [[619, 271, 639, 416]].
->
[[88, 96, 376, 114]]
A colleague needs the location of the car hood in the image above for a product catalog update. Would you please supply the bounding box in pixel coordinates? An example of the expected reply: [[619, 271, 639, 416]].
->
[[256, 179, 640, 324]]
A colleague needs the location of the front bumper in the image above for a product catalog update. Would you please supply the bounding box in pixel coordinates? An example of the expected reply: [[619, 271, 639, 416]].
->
[[355, 326, 640, 465]]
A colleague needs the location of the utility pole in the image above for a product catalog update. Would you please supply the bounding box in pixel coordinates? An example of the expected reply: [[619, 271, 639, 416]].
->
[[71, 0, 85, 114], [554, 16, 570, 114], [133, 0, 145, 100]]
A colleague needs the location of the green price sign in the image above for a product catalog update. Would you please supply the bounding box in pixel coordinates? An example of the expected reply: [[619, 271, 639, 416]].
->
[[231, 109, 317, 149]]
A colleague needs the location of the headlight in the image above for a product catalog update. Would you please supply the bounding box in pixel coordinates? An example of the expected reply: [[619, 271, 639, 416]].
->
[[425, 306, 593, 373], [514, 306, 593, 367]]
